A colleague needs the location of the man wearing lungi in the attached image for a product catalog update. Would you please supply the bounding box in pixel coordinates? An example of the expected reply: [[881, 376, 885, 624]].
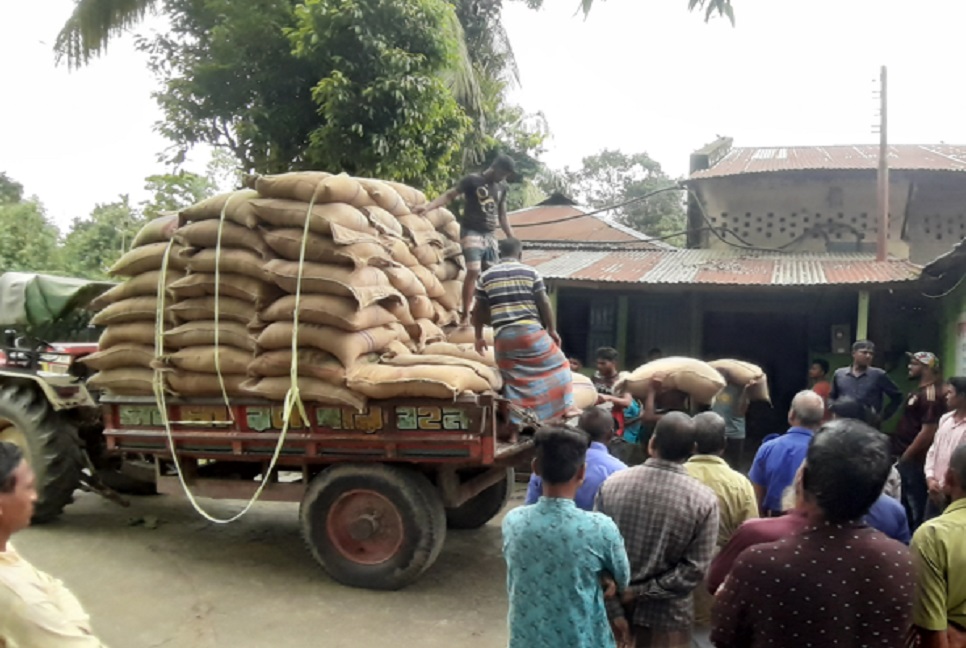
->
[[472, 237, 573, 425]]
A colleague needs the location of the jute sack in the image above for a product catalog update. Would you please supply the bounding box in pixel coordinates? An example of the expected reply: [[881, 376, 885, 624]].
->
[[168, 273, 280, 308], [347, 363, 491, 400], [169, 296, 254, 325], [422, 341, 496, 367], [434, 303, 460, 327], [161, 346, 253, 375], [91, 297, 176, 327], [167, 370, 248, 397], [572, 373, 599, 410], [262, 228, 391, 268], [174, 220, 270, 258], [620, 357, 725, 405], [413, 245, 443, 267], [259, 294, 397, 331], [318, 174, 374, 208], [359, 181, 408, 217], [251, 198, 374, 236], [89, 270, 184, 311], [382, 266, 428, 298], [382, 298, 415, 327], [424, 208, 456, 230], [132, 214, 179, 247], [408, 295, 435, 320], [434, 259, 462, 282], [241, 376, 367, 410], [253, 172, 332, 203], [180, 248, 270, 282], [247, 349, 345, 383], [406, 318, 446, 349], [165, 321, 256, 351], [411, 266, 445, 299], [180, 190, 260, 229], [109, 242, 186, 277], [81, 345, 156, 371], [364, 206, 404, 238], [88, 368, 156, 396], [255, 322, 399, 368], [99, 323, 159, 350], [384, 340, 412, 357], [438, 280, 462, 312], [441, 240, 463, 261], [442, 221, 462, 242], [387, 238, 420, 267], [263, 260, 400, 308], [383, 181, 426, 207], [447, 325, 493, 345], [382, 353, 501, 390], [709, 360, 771, 402]]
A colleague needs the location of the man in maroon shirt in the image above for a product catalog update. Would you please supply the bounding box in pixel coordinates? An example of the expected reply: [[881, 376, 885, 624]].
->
[[711, 419, 915, 648], [894, 351, 945, 532]]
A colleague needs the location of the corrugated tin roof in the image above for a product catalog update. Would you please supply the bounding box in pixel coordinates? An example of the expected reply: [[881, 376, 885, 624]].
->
[[507, 204, 673, 248], [689, 144, 966, 180], [524, 247, 922, 287]]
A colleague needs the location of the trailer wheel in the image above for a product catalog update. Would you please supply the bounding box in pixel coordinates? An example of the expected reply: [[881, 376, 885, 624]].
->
[[0, 383, 83, 522], [445, 468, 513, 530], [300, 464, 446, 590]]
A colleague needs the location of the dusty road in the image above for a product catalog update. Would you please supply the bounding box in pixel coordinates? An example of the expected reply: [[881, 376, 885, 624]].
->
[[17, 485, 522, 648]]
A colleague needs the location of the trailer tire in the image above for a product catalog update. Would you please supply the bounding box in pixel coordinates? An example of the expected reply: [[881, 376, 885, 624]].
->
[[0, 383, 83, 522], [444, 468, 513, 530], [300, 464, 446, 590]]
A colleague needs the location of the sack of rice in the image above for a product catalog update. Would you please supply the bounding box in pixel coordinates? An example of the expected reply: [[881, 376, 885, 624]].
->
[[347, 363, 492, 400], [364, 206, 404, 238], [180, 190, 260, 229], [168, 273, 280, 308], [442, 221, 461, 242], [99, 322, 159, 350], [620, 357, 726, 405], [434, 303, 460, 327], [411, 265, 445, 298], [242, 376, 366, 410], [407, 295, 435, 320], [251, 198, 375, 236], [383, 181, 427, 207], [263, 260, 399, 307], [388, 238, 420, 267], [382, 297, 416, 327], [88, 368, 156, 395], [89, 270, 184, 310], [382, 353, 501, 390], [253, 172, 332, 203], [109, 242, 187, 277], [571, 373, 599, 410], [255, 322, 399, 368], [247, 349, 345, 384], [438, 280, 462, 312], [447, 325, 493, 345], [132, 213, 179, 247], [81, 345, 156, 372], [162, 346, 253, 375], [422, 341, 496, 367], [424, 208, 456, 230], [180, 248, 270, 282], [168, 296, 254, 325], [91, 297, 176, 327], [259, 294, 397, 331], [359, 181, 408, 217], [413, 244, 442, 267], [174, 220, 270, 258], [165, 321, 256, 352], [262, 228, 391, 267], [382, 266, 427, 298], [433, 259, 463, 282], [709, 359, 771, 403], [318, 174, 373, 208], [167, 371, 248, 397], [406, 318, 446, 349]]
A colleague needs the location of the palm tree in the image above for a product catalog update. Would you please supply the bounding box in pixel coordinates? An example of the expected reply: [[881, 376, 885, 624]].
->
[[55, 0, 159, 69]]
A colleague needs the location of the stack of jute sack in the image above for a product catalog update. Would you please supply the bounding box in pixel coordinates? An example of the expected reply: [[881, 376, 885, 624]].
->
[[616, 356, 771, 406], [86, 171, 502, 408]]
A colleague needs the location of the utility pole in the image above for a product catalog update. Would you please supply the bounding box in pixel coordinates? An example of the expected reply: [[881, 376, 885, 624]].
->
[[876, 65, 889, 262]]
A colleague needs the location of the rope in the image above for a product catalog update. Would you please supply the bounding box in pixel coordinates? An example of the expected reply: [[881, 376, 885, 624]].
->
[[151, 184, 322, 524], [211, 197, 238, 423]]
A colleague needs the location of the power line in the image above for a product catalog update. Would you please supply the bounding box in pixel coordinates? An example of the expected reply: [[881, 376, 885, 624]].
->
[[514, 184, 685, 228]]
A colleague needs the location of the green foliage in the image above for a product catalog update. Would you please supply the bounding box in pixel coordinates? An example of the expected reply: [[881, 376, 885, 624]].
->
[[141, 170, 214, 219], [0, 200, 61, 273], [59, 197, 141, 280], [562, 149, 685, 242], [0, 172, 25, 204], [55, 0, 158, 68]]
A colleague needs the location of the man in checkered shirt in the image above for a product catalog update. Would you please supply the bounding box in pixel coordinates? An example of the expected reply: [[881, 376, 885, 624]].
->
[[596, 411, 718, 648]]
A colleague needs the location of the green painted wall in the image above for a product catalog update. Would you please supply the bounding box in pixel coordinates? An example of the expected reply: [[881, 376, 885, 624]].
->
[[940, 280, 966, 377]]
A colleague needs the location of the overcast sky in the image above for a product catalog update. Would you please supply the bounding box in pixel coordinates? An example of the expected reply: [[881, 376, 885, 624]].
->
[[4, 0, 966, 231]]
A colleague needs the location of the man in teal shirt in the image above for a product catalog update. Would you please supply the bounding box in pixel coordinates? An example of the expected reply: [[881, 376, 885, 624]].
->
[[502, 426, 631, 648]]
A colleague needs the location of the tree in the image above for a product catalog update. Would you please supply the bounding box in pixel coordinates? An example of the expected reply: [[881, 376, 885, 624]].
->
[[0, 172, 25, 204], [0, 180, 61, 273], [59, 197, 141, 280], [141, 170, 214, 219], [563, 149, 685, 241]]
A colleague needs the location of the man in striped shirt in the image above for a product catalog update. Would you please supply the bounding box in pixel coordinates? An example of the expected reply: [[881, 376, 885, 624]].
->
[[473, 237, 573, 425]]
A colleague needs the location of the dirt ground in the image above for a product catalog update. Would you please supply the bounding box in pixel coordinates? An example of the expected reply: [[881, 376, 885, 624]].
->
[[17, 485, 524, 648]]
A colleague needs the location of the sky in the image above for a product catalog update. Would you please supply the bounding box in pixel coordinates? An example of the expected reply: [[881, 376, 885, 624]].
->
[[4, 0, 966, 231]]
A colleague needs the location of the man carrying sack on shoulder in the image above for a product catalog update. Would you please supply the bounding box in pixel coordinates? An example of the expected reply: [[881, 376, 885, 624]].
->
[[473, 237, 573, 428]]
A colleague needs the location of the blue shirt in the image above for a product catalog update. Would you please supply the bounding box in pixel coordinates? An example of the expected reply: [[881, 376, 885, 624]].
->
[[830, 366, 903, 420], [864, 493, 911, 544], [525, 442, 628, 511], [502, 497, 630, 648], [748, 427, 814, 513]]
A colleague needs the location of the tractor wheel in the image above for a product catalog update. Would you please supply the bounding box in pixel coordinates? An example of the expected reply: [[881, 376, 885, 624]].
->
[[445, 468, 513, 530], [300, 464, 446, 590], [0, 383, 83, 522]]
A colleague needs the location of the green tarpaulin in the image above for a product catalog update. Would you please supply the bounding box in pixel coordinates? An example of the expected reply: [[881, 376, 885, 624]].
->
[[0, 273, 114, 328]]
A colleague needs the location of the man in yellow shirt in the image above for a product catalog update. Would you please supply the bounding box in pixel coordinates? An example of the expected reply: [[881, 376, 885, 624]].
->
[[0, 441, 107, 647], [683, 412, 758, 647], [911, 442, 966, 648]]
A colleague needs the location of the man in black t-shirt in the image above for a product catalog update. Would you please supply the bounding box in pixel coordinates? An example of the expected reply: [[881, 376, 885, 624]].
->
[[415, 155, 516, 323]]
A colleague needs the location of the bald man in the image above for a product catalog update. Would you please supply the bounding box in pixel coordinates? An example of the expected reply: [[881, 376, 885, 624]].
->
[[748, 391, 826, 516]]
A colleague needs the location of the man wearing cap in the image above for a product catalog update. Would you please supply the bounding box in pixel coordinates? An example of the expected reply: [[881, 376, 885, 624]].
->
[[829, 340, 903, 427], [894, 351, 946, 531]]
